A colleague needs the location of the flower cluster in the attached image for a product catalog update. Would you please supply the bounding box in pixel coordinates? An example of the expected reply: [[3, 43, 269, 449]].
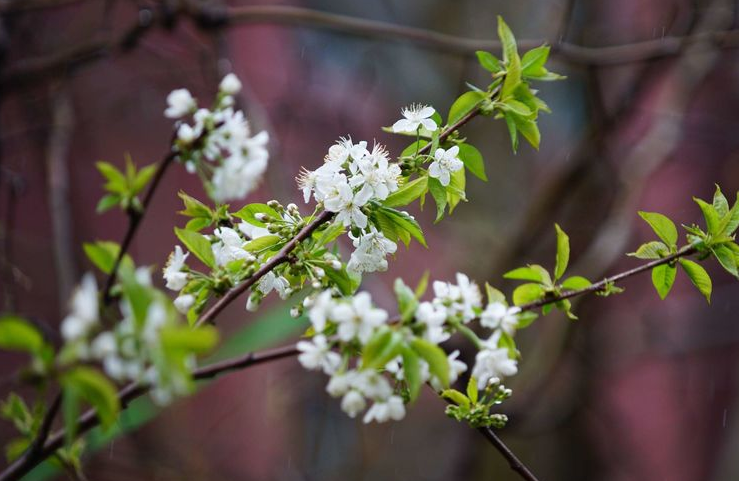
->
[[61, 270, 204, 405], [165, 74, 269, 202], [298, 138, 403, 275], [296, 273, 524, 424]]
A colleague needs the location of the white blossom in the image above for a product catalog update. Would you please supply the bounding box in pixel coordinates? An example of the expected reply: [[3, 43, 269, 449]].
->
[[211, 227, 250, 266], [432, 273, 482, 322], [348, 144, 401, 201], [472, 339, 518, 390], [326, 137, 368, 164], [219, 73, 242, 95], [174, 294, 195, 314], [163, 246, 189, 291], [331, 292, 388, 344], [363, 395, 405, 423], [323, 178, 371, 229], [347, 227, 397, 274], [61, 273, 99, 341], [340, 390, 366, 417], [257, 271, 290, 299], [480, 302, 521, 335], [391, 104, 437, 133], [428, 145, 463, 187], [296, 335, 341, 375], [165, 88, 196, 118], [308, 290, 335, 333]]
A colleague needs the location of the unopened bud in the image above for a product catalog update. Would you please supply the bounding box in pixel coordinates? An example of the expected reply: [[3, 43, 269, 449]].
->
[[331, 260, 342, 270], [311, 279, 322, 289]]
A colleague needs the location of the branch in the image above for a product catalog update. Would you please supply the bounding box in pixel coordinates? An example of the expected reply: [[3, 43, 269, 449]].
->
[[194, 101, 481, 327], [477, 426, 540, 481], [100, 139, 177, 303], [4, 4, 739, 90], [518, 245, 698, 312]]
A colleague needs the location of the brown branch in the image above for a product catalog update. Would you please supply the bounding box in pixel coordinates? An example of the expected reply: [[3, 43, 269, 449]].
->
[[100, 139, 177, 304], [518, 245, 698, 312], [477, 426, 540, 481], [4, 3, 739, 91]]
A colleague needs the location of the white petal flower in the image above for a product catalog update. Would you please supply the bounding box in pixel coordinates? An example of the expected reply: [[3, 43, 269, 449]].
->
[[257, 271, 291, 299], [352, 370, 393, 400], [165, 88, 196, 118], [61, 273, 99, 342], [347, 227, 397, 275], [174, 294, 195, 314], [363, 395, 405, 423], [308, 290, 335, 333], [428, 145, 463, 186], [480, 302, 521, 334], [163, 246, 189, 291], [331, 293, 388, 344], [472, 343, 518, 390], [391, 104, 437, 133], [326, 371, 356, 397], [219, 73, 242, 95], [340, 390, 366, 418], [296, 335, 341, 375]]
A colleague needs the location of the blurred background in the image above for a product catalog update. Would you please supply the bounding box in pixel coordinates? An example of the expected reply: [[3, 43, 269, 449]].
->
[[1, 0, 739, 480]]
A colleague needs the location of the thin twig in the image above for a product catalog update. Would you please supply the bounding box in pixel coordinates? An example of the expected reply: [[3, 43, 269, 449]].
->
[[477, 426, 540, 481], [518, 246, 698, 312], [101, 135, 177, 303], [4, 4, 739, 91]]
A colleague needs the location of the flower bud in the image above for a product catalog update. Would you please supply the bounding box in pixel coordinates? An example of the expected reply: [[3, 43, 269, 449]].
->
[[290, 306, 300, 318], [219, 73, 242, 95], [311, 279, 322, 289], [331, 260, 342, 270]]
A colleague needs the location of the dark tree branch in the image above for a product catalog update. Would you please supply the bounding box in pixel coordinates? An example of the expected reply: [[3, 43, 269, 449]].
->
[[518, 246, 698, 312], [4, 3, 739, 90]]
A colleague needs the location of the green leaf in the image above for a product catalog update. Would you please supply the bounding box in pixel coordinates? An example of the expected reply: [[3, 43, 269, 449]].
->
[[554, 223, 570, 281], [713, 185, 729, 218], [447, 91, 486, 126], [410, 338, 449, 388], [560, 276, 591, 290], [96, 194, 120, 213], [512, 115, 540, 149], [401, 347, 422, 401], [498, 16, 521, 99], [504, 113, 519, 151], [517, 311, 539, 328], [498, 99, 532, 117], [441, 389, 469, 407], [713, 244, 739, 277], [638, 211, 678, 246], [324, 266, 355, 296], [457, 143, 487, 181], [83, 241, 129, 274], [717, 191, 739, 236], [512, 283, 545, 306], [362, 328, 403, 371], [400, 140, 429, 158], [160, 326, 219, 354], [651, 263, 676, 300], [233, 203, 281, 227], [376, 206, 427, 248], [628, 241, 670, 260], [678, 259, 712, 303], [243, 235, 282, 253], [178, 191, 213, 218], [446, 168, 466, 214], [475, 50, 502, 73], [61, 367, 120, 431], [504, 266, 545, 283], [414, 271, 430, 299], [394, 278, 418, 323], [694, 198, 720, 235], [0, 316, 44, 354], [466, 376, 478, 403], [383, 176, 428, 208], [485, 283, 506, 304], [521, 45, 550, 77], [96, 161, 126, 193], [131, 163, 157, 194], [174, 227, 215, 268]]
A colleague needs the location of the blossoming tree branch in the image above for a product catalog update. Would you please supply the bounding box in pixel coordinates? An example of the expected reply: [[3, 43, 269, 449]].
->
[[1, 17, 738, 481]]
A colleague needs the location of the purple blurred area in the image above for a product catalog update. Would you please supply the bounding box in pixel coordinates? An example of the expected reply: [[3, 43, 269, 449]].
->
[[2, 0, 739, 480]]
